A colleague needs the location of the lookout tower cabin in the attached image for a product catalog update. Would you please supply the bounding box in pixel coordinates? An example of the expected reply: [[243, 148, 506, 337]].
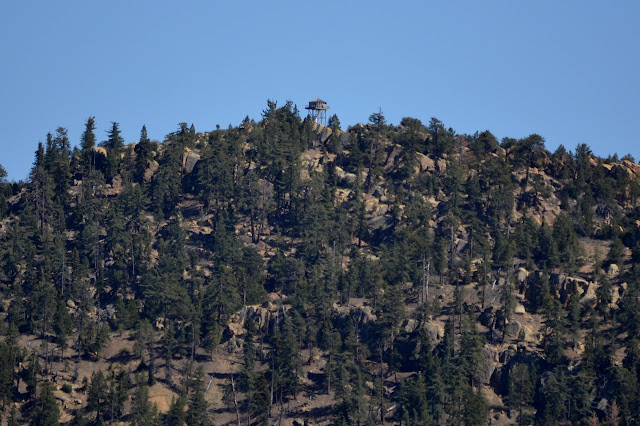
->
[[305, 98, 329, 126]]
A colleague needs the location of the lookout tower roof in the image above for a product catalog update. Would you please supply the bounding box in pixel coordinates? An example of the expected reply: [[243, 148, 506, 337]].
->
[[306, 99, 329, 110]]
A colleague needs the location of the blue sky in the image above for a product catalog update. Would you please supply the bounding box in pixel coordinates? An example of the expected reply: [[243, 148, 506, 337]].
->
[[1, 1, 638, 181]]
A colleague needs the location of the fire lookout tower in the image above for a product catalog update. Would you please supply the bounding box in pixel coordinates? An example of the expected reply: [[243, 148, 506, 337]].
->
[[305, 98, 329, 126]]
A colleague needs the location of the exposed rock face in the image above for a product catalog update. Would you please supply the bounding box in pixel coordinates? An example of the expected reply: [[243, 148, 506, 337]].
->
[[334, 166, 356, 184], [607, 263, 619, 278], [597, 398, 609, 412], [182, 149, 200, 174], [105, 174, 122, 196], [479, 307, 494, 327], [479, 347, 498, 384], [317, 126, 332, 144], [179, 199, 204, 218], [611, 284, 625, 306], [300, 149, 328, 179], [621, 159, 640, 178], [504, 320, 521, 338], [423, 322, 444, 344], [144, 160, 159, 182], [339, 131, 351, 147], [498, 346, 518, 366], [229, 301, 290, 336], [308, 123, 334, 148], [520, 324, 536, 343], [550, 274, 591, 303], [415, 152, 436, 173], [515, 267, 528, 283], [369, 214, 390, 231], [384, 145, 402, 173], [580, 281, 598, 305], [92, 146, 107, 158], [332, 303, 377, 325], [226, 322, 245, 337], [403, 319, 418, 334]]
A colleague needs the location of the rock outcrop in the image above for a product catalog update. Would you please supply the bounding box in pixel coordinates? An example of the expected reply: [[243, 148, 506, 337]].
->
[[182, 149, 200, 174]]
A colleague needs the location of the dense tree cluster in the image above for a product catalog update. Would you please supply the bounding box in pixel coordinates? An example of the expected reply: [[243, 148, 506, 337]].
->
[[0, 102, 639, 424]]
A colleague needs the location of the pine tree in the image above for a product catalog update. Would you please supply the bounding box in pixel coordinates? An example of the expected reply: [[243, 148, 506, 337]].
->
[[144, 215, 192, 321], [0, 162, 7, 217], [238, 169, 275, 244], [31, 268, 56, 338], [7, 405, 21, 426], [106, 368, 129, 422], [0, 340, 17, 411], [30, 382, 60, 426], [197, 131, 236, 208], [240, 323, 256, 393], [102, 122, 125, 183], [607, 400, 621, 426], [87, 370, 108, 423], [24, 351, 41, 400], [130, 374, 154, 426], [536, 369, 569, 425], [53, 299, 72, 356], [501, 278, 516, 341], [165, 394, 187, 426], [462, 386, 489, 426], [553, 213, 582, 272], [333, 356, 366, 424], [134, 125, 153, 184], [46, 127, 72, 208], [151, 134, 182, 218], [508, 363, 534, 425], [542, 296, 567, 366], [80, 116, 97, 172], [186, 368, 210, 426], [250, 373, 271, 423], [374, 283, 405, 374], [271, 314, 302, 403], [203, 264, 240, 332], [29, 142, 54, 235], [459, 315, 486, 387]]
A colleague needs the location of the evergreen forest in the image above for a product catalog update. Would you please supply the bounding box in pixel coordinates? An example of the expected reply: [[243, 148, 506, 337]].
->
[[1, 101, 640, 425]]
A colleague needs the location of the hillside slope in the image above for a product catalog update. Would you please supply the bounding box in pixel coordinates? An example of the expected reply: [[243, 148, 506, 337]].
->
[[0, 104, 639, 424]]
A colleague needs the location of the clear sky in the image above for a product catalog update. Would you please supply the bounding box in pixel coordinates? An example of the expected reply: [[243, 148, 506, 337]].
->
[[1, 1, 638, 181]]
